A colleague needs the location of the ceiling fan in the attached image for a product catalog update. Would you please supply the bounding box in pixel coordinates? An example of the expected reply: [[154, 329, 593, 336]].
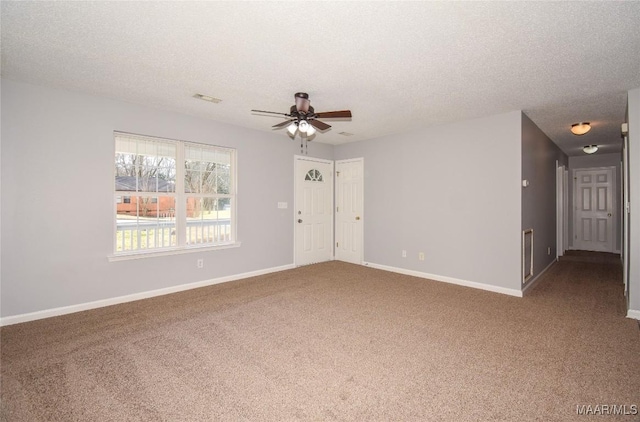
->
[[251, 92, 352, 137]]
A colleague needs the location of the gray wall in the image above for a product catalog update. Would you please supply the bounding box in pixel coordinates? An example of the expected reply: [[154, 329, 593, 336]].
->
[[521, 113, 568, 282], [0, 79, 333, 317], [568, 153, 622, 251], [628, 87, 640, 314], [334, 111, 523, 292], [6, 77, 625, 319]]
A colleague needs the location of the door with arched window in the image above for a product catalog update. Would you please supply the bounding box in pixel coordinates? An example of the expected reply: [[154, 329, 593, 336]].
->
[[294, 157, 333, 265]]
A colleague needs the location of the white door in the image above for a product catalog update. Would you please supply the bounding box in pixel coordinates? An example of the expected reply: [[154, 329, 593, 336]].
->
[[335, 158, 364, 264], [295, 157, 333, 266], [574, 167, 615, 252]]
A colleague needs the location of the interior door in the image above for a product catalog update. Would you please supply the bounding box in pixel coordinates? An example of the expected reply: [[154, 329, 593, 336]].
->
[[335, 158, 364, 264], [294, 157, 333, 266], [574, 167, 615, 252]]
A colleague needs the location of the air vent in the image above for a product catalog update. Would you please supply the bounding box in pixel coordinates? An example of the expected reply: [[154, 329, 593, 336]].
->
[[194, 93, 222, 103], [338, 132, 354, 136]]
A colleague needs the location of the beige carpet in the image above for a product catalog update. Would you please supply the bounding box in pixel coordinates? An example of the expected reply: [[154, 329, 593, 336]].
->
[[1, 256, 639, 421]]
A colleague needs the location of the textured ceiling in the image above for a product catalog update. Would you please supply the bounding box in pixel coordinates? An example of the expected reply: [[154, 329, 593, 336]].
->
[[2, 2, 639, 156]]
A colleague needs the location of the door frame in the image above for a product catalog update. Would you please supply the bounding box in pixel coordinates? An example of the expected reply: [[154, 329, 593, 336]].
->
[[571, 166, 616, 252], [556, 163, 565, 259], [335, 157, 364, 265], [293, 155, 334, 266], [622, 133, 630, 298]]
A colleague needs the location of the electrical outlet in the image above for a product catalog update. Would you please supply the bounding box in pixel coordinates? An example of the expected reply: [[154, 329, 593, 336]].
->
[[197, 259, 204, 269], [402, 250, 407, 258], [547, 247, 551, 255], [419, 252, 425, 261]]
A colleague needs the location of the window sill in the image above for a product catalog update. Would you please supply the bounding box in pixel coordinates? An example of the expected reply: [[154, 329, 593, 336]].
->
[[107, 242, 241, 262]]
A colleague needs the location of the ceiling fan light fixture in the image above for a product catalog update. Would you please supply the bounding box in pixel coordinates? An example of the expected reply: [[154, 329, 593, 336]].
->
[[295, 92, 310, 113], [583, 145, 598, 154], [252, 92, 351, 139], [298, 120, 310, 133], [306, 124, 316, 136], [571, 122, 591, 136]]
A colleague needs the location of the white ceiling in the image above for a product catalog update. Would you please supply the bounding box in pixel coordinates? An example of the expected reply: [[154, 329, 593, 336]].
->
[[2, 1, 639, 156]]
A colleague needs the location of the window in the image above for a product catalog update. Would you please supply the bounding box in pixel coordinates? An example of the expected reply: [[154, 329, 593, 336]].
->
[[114, 132, 236, 255], [305, 169, 323, 182]]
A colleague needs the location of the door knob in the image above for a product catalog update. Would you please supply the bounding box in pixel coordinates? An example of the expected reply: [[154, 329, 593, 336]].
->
[[608, 213, 612, 217], [355, 216, 361, 220], [298, 219, 303, 223]]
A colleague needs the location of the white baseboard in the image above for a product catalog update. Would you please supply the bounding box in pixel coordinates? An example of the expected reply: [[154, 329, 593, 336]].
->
[[522, 259, 557, 295], [627, 309, 640, 320], [363, 262, 523, 297], [0, 264, 296, 327]]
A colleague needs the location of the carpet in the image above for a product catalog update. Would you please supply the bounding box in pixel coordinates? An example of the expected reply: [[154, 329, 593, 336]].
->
[[1, 256, 639, 421]]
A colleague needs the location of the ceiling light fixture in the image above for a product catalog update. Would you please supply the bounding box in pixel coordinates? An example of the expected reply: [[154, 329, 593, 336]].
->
[[583, 145, 598, 154], [298, 120, 310, 133], [287, 120, 316, 137], [305, 124, 316, 136], [571, 122, 591, 136]]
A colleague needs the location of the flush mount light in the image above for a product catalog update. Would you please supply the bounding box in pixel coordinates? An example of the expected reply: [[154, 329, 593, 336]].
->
[[583, 145, 598, 154], [193, 93, 222, 103], [571, 122, 591, 135]]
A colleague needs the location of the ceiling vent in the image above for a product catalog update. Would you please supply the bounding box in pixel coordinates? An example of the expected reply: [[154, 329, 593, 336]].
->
[[194, 93, 222, 103]]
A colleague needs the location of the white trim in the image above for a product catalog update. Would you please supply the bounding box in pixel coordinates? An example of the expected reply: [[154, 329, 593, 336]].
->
[[522, 259, 556, 295], [627, 309, 640, 320], [563, 169, 569, 253], [522, 228, 534, 284], [556, 163, 565, 258], [362, 262, 523, 297], [0, 263, 294, 327], [108, 241, 241, 262], [293, 155, 333, 165], [622, 134, 630, 299]]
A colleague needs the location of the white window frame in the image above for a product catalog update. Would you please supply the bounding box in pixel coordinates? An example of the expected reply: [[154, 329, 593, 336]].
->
[[109, 132, 240, 261]]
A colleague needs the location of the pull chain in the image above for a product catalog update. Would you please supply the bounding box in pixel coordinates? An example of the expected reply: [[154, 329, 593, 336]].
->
[[300, 136, 309, 155]]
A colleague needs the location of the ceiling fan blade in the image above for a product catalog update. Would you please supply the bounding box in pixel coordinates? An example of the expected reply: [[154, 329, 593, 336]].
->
[[272, 119, 295, 129], [314, 110, 352, 119], [309, 119, 331, 131], [251, 109, 291, 116]]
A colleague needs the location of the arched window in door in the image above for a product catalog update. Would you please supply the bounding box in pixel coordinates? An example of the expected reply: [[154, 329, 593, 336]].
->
[[305, 169, 323, 182]]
